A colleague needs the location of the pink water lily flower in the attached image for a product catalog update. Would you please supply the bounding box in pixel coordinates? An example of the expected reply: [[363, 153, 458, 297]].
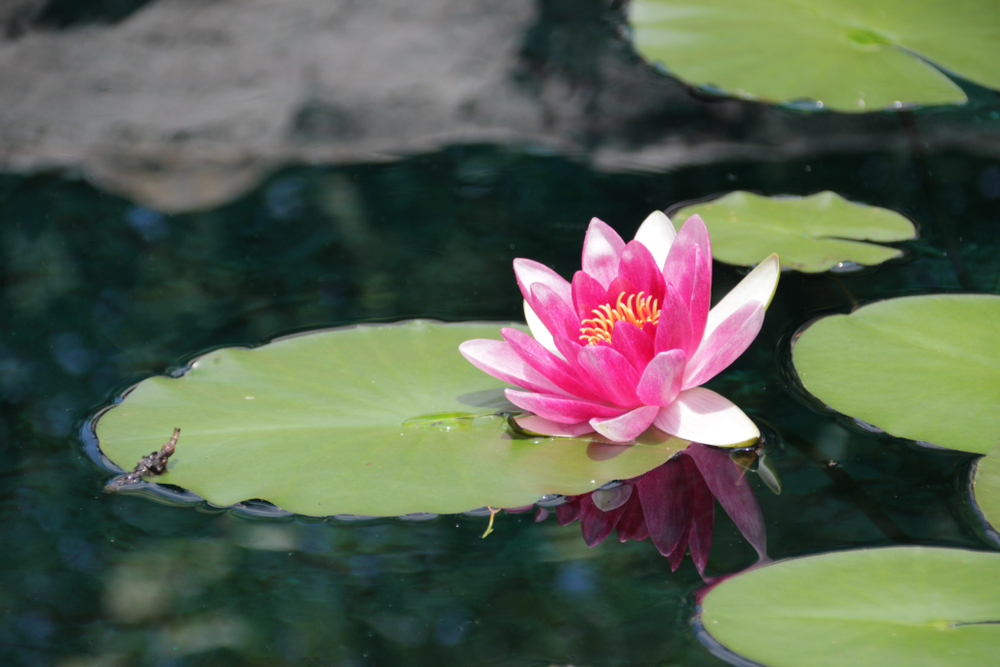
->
[[460, 212, 779, 445]]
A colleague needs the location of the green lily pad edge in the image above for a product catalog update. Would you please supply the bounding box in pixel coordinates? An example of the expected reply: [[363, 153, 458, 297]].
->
[[792, 294, 1000, 454], [700, 546, 1000, 667], [628, 0, 1000, 112], [972, 444, 1000, 539], [93, 320, 689, 518], [670, 191, 917, 273]]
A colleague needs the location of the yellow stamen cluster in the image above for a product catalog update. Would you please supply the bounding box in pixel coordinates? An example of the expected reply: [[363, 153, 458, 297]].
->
[[579, 291, 660, 345]]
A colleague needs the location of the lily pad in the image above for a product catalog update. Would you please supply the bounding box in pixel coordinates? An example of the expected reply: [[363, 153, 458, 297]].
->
[[671, 191, 916, 272], [792, 294, 1000, 453], [700, 547, 1000, 667], [629, 0, 1000, 112], [973, 444, 1000, 533], [94, 321, 686, 517]]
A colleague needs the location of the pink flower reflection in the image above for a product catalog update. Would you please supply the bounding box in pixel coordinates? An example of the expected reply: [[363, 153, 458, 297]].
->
[[548, 443, 767, 574]]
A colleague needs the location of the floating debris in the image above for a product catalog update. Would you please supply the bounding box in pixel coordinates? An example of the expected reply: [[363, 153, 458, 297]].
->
[[104, 428, 179, 493]]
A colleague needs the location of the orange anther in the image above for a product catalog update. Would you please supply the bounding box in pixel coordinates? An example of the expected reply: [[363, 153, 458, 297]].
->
[[579, 291, 660, 345]]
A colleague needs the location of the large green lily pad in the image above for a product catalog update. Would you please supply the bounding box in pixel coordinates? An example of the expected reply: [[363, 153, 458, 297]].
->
[[701, 547, 1000, 667], [629, 0, 1000, 112], [95, 321, 686, 517], [973, 444, 1000, 533], [671, 191, 916, 272], [792, 295, 1000, 454]]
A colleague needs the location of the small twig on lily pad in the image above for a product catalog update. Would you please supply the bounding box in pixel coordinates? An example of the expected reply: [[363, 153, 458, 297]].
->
[[104, 428, 180, 493]]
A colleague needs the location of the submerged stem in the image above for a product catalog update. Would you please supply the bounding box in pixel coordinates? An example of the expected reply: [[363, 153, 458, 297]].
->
[[482, 507, 501, 538]]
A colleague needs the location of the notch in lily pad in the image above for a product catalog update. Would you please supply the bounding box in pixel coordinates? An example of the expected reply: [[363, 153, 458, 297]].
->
[[670, 191, 916, 273], [93, 321, 689, 517]]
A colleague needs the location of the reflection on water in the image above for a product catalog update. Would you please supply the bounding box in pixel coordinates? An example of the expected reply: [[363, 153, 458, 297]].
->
[[1, 136, 998, 664], [551, 443, 767, 574]]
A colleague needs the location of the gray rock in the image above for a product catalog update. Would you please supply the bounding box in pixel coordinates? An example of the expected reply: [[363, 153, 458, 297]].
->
[[0, 0, 996, 211], [0, 0, 549, 210], [0, 0, 46, 38]]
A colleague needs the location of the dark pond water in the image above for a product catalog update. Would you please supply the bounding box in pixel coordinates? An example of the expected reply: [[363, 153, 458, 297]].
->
[[2, 115, 1000, 665]]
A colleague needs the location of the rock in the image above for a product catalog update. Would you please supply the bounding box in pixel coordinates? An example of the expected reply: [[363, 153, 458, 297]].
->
[[0, 0, 550, 210], [0, 0, 996, 211], [0, 0, 46, 39]]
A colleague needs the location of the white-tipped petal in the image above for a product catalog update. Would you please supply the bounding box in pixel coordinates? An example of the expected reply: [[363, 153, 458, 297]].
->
[[590, 405, 660, 443], [516, 415, 595, 438], [634, 210, 676, 269], [513, 258, 572, 304], [653, 387, 759, 446], [702, 253, 779, 344], [581, 218, 626, 288], [524, 299, 562, 358]]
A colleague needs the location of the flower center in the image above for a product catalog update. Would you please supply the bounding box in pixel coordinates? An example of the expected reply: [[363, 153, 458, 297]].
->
[[579, 291, 660, 345]]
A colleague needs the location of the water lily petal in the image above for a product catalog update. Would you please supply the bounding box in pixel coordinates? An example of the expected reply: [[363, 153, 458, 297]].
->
[[577, 344, 640, 407], [514, 257, 572, 306], [667, 513, 692, 572], [667, 245, 711, 341], [619, 240, 665, 299], [642, 320, 658, 341], [702, 253, 779, 345], [684, 302, 764, 389], [556, 497, 582, 525], [502, 327, 601, 401], [514, 415, 595, 437], [571, 270, 607, 320], [637, 457, 690, 557], [581, 218, 626, 289], [685, 443, 767, 561], [605, 276, 637, 305], [653, 281, 693, 355], [662, 215, 711, 304], [524, 300, 559, 357], [504, 505, 535, 514], [530, 283, 579, 342], [589, 405, 659, 442], [591, 483, 633, 511], [653, 387, 760, 446], [459, 339, 568, 396], [687, 245, 711, 346], [632, 516, 650, 542], [682, 301, 764, 388], [615, 493, 648, 542], [634, 210, 676, 268], [580, 493, 630, 547], [681, 452, 715, 575], [636, 349, 686, 406], [610, 320, 655, 373], [552, 333, 584, 368], [505, 389, 624, 423]]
